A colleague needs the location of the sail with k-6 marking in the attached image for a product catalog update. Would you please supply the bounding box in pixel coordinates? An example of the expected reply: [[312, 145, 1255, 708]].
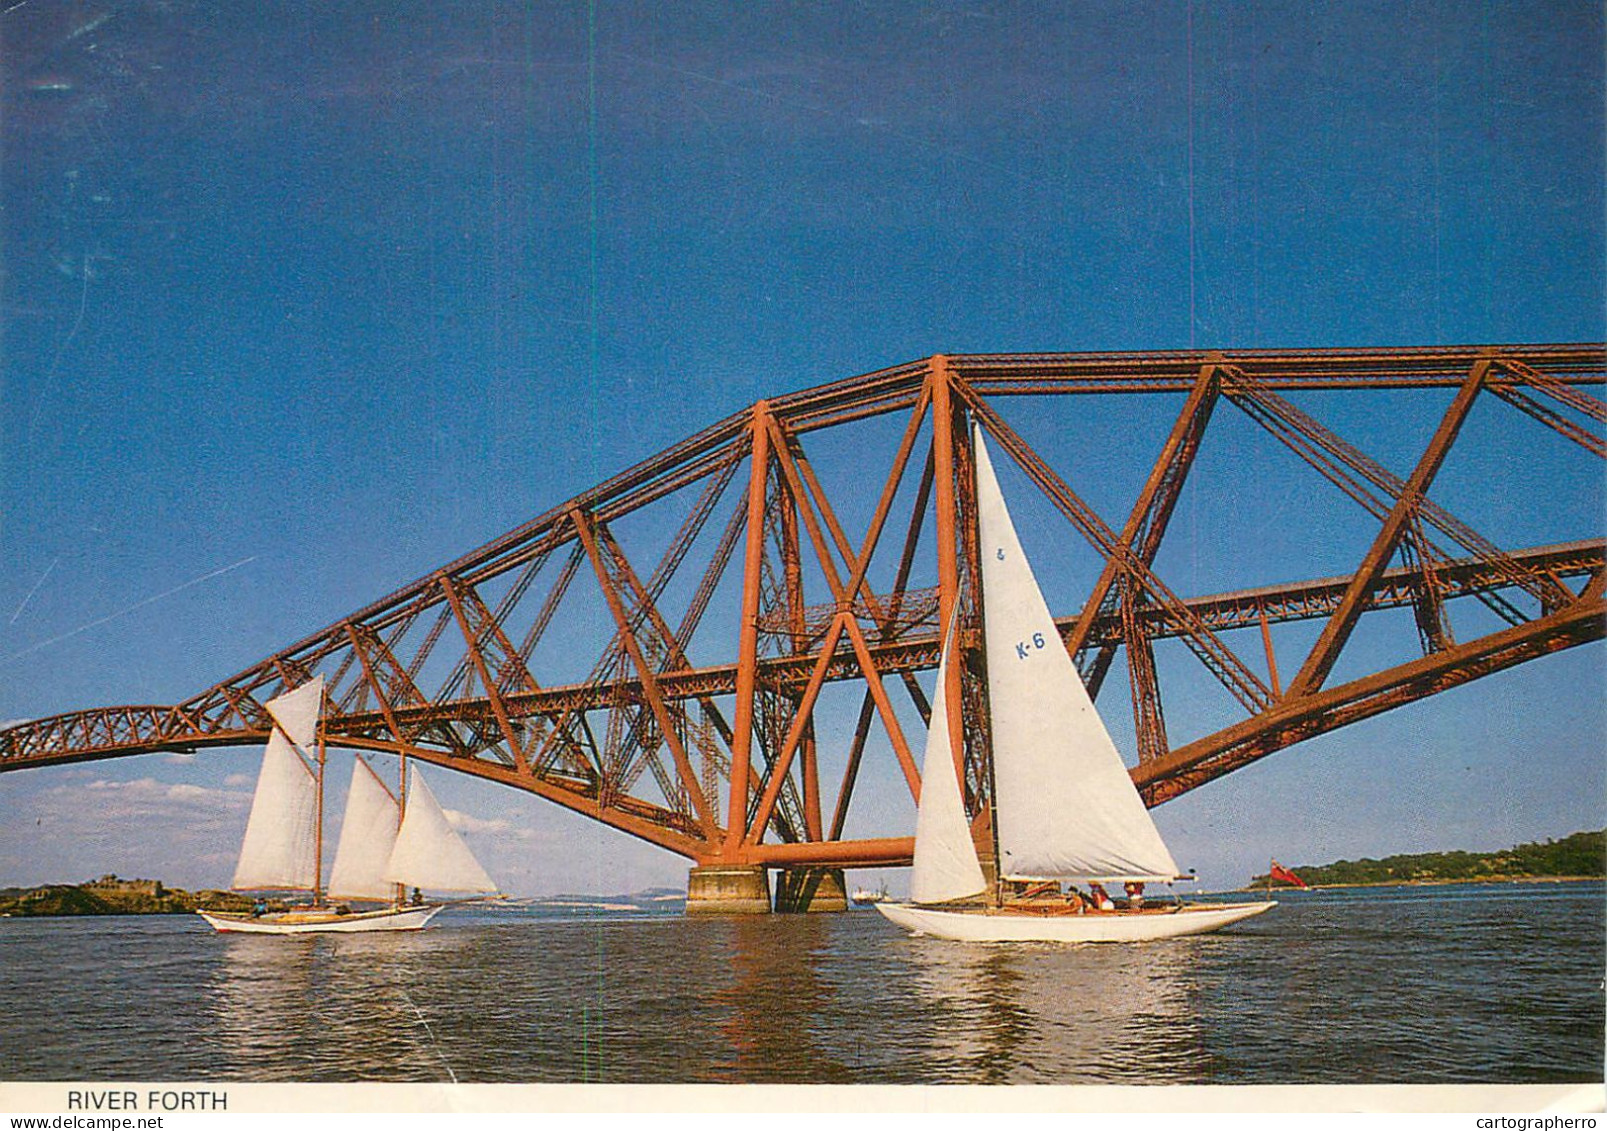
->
[[972, 424, 1182, 884]]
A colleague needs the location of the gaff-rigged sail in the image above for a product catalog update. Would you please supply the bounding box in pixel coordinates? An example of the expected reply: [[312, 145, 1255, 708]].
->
[[231, 728, 319, 891], [909, 621, 988, 905], [264, 676, 324, 753], [973, 425, 1182, 884], [384, 767, 499, 895], [327, 758, 401, 901]]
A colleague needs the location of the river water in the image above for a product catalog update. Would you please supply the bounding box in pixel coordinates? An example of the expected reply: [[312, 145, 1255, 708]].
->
[[0, 882, 1600, 1085]]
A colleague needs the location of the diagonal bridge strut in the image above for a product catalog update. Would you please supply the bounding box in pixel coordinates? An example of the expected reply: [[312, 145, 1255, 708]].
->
[[2, 345, 1603, 883]]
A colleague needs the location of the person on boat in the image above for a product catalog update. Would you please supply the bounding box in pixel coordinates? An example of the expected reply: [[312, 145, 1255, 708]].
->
[[251, 898, 266, 918], [1124, 881, 1146, 909], [1088, 883, 1115, 911], [410, 887, 423, 907]]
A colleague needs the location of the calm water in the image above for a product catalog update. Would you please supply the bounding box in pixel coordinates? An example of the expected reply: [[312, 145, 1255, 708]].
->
[[1, 883, 1600, 1085]]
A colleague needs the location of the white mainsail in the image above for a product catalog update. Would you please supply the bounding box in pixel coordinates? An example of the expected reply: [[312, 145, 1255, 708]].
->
[[232, 728, 319, 891], [327, 758, 401, 901], [264, 676, 324, 753], [973, 425, 1182, 884], [384, 767, 499, 895], [909, 623, 989, 905]]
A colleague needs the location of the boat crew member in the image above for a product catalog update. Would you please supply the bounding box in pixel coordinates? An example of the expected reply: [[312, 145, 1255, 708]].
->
[[1124, 881, 1145, 909], [1088, 883, 1115, 911]]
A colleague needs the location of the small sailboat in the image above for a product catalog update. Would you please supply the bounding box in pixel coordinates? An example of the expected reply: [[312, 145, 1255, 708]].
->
[[199, 678, 499, 935], [876, 425, 1274, 943]]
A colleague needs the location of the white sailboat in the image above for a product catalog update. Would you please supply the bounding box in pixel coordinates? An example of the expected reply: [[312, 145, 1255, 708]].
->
[[199, 678, 499, 935], [876, 425, 1274, 943]]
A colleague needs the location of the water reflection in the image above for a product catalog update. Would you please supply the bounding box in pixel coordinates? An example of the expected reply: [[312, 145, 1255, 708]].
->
[[697, 913, 1217, 1084], [903, 935, 1212, 1083], [2, 885, 1595, 1084], [210, 935, 316, 1075], [706, 916, 852, 1083], [209, 930, 475, 1081]]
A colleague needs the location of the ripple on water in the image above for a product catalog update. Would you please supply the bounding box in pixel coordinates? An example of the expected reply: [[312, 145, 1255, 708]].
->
[[0, 884, 1600, 1084]]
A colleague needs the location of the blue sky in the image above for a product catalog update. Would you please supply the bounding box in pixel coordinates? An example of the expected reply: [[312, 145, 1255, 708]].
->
[[1, 1, 1602, 896]]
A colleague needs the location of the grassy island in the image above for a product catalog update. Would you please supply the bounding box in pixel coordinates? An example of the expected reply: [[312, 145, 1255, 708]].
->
[[0, 874, 252, 917], [1250, 829, 1607, 889]]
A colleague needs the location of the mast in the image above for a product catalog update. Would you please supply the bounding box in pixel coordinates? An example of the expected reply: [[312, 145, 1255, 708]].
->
[[965, 418, 1005, 909], [313, 684, 326, 906], [981, 652, 1004, 911], [395, 751, 409, 906]]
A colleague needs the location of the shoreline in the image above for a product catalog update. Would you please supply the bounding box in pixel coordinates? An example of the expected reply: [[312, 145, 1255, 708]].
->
[[1225, 875, 1603, 894]]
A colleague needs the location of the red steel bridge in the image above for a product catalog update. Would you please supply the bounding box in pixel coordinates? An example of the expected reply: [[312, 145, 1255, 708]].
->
[[2, 345, 1603, 898]]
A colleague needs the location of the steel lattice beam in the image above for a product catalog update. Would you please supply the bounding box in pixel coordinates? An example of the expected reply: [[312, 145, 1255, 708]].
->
[[1, 345, 1602, 869]]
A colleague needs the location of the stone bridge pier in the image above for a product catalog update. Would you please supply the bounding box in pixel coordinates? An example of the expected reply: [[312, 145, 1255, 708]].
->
[[685, 864, 848, 914]]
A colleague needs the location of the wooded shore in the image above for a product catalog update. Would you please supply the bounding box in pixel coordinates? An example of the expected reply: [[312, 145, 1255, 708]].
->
[[1246, 829, 1605, 890]]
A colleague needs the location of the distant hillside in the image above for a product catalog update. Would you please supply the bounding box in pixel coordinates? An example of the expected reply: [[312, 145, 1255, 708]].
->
[[510, 887, 685, 913], [0, 880, 251, 917], [0, 881, 689, 918], [1251, 829, 1606, 888]]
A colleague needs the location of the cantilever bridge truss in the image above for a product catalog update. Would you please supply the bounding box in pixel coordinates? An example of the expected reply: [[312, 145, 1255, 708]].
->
[[2, 346, 1603, 870]]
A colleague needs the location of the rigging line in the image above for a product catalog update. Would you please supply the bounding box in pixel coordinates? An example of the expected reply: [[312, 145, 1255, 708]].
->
[[398, 985, 458, 1084]]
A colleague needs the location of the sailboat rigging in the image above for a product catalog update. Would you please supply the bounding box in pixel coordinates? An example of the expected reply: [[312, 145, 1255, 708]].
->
[[199, 677, 499, 935], [875, 424, 1274, 943]]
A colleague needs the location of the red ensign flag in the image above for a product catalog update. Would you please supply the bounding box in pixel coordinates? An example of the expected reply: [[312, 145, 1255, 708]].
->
[[1269, 860, 1308, 889]]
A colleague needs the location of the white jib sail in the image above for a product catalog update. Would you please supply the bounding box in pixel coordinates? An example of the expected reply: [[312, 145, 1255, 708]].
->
[[384, 767, 499, 895], [264, 676, 324, 753], [327, 758, 401, 901], [909, 623, 989, 905], [232, 728, 320, 891], [973, 424, 1182, 884]]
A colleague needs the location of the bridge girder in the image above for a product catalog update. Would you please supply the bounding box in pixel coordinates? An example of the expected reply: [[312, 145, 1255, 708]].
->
[[2, 345, 1603, 869]]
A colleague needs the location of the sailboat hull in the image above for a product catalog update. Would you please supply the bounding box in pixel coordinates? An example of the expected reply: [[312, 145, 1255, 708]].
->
[[875, 900, 1275, 943], [197, 904, 444, 934]]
